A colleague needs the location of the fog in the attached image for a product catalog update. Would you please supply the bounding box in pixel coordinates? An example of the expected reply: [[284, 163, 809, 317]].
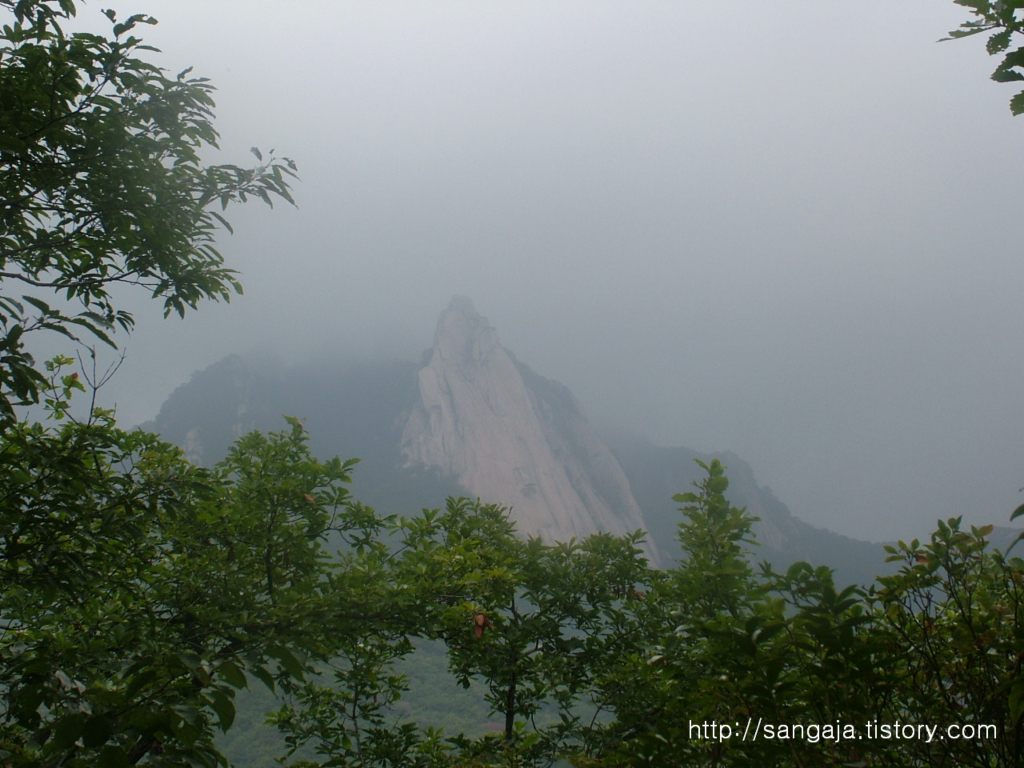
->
[[52, 0, 1024, 542]]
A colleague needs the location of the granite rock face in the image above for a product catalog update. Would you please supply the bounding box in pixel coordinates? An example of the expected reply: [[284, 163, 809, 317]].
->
[[401, 297, 657, 561]]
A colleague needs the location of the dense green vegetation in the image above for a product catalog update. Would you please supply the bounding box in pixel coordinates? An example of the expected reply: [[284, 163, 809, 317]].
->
[[3, 1, 1024, 766], [0, 0, 295, 423], [4, 399, 1023, 766], [949, 0, 1024, 115]]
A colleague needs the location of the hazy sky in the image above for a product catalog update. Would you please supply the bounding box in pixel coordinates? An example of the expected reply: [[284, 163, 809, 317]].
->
[[42, 0, 1024, 542]]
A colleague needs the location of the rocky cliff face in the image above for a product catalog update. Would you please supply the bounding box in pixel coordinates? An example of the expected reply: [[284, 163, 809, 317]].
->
[[401, 298, 657, 561]]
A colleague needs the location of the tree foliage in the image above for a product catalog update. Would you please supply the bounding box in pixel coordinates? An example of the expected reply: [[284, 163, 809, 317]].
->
[[597, 465, 1024, 768], [0, 0, 296, 422], [269, 498, 654, 768], [6, 399, 1022, 768], [2, 1, 1023, 766], [0, 366, 361, 766], [948, 0, 1024, 114], [255, 458, 1024, 768]]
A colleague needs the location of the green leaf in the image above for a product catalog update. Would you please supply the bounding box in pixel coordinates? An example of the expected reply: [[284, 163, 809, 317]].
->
[[945, 26, 990, 40], [124, 667, 160, 700], [250, 665, 276, 693], [210, 211, 234, 235], [267, 645, 306, 680], [0, 133, 28, 152], [217, 662, 247, 689], [992, 67, 1024, 83], [208, 689, 236, 732], [52, 712, 88, 749], [988, 29, 1013, 54], [98, 746, 129, 768], [82, 714, 112, 748], [1010, 678, 1024, 725], [1009, 87, 1024, 113]]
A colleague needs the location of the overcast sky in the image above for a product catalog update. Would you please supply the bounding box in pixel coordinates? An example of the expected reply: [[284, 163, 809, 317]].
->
[[47, 0, 1024, 542]]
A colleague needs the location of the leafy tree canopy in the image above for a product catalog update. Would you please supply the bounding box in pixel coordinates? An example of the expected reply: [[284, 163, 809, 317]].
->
[[0, 0, 296, 423], [0, 365, 365, 767], [949, 0, 1024, 114]]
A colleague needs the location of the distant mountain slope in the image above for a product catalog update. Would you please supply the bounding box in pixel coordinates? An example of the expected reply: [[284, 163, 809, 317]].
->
[[145, 299, 922, 582], [144, 354, 464, 516], [605, 434, 894, 587]]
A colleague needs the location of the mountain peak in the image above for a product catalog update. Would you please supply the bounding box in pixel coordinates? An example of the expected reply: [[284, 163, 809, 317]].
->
[[445, 295, 477, 314], [401, 300, 657, 561], [433, 296, 499, 368]]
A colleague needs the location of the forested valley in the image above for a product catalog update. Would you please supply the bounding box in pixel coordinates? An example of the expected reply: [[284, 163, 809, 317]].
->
[[2, 1, 1024, 766]]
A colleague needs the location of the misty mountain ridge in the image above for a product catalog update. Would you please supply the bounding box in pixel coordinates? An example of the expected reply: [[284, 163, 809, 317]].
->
[[399, 297, 657, 563], [146, 297, 1006, 586]]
